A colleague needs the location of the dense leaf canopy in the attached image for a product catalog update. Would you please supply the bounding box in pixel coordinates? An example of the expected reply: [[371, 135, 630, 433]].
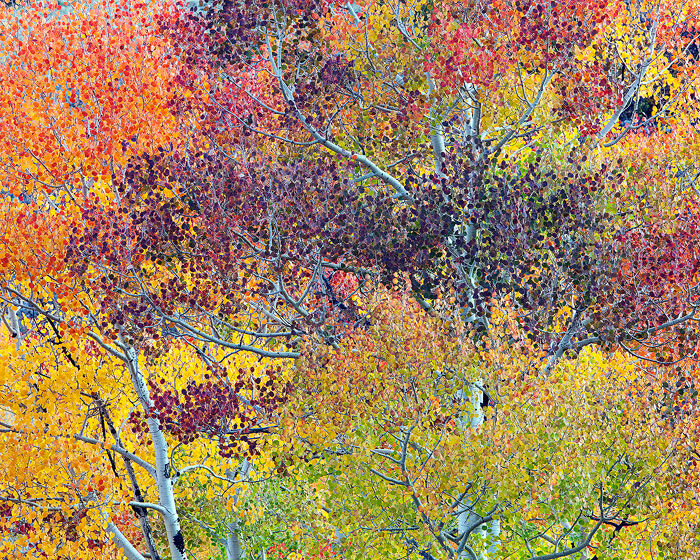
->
[[3, 1, 700, 559]]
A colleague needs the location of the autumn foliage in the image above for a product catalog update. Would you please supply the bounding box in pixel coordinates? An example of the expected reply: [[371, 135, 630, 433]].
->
[[4, 0, 700, 559]]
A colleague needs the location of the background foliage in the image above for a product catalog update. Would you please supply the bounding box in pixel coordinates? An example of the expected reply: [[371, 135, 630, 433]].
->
[[3, 0, 700, 559]]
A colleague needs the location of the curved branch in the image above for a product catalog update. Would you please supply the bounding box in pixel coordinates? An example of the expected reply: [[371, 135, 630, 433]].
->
[[129, 501, 170, 517]]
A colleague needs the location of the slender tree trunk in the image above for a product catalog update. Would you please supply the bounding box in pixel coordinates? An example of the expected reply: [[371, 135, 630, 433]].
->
[[122, 342, 189, 560], [225, 521, 243, 560]]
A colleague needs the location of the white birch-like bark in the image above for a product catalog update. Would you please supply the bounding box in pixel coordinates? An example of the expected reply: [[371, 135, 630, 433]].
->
[[456, 380, 500, 560], [431, 116, 446, 177], [8, 307, 22, 352], [223, 459, 251, 560], [225, 520, 243, 560], [462, 84, 482, 141], [121, 341, 189, 560]]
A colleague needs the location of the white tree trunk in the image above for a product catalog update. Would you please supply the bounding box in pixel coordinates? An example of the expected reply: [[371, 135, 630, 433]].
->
[[123, 342, 188, 560], [456, 380, 500, 559], [225, 520, 243, 560]]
